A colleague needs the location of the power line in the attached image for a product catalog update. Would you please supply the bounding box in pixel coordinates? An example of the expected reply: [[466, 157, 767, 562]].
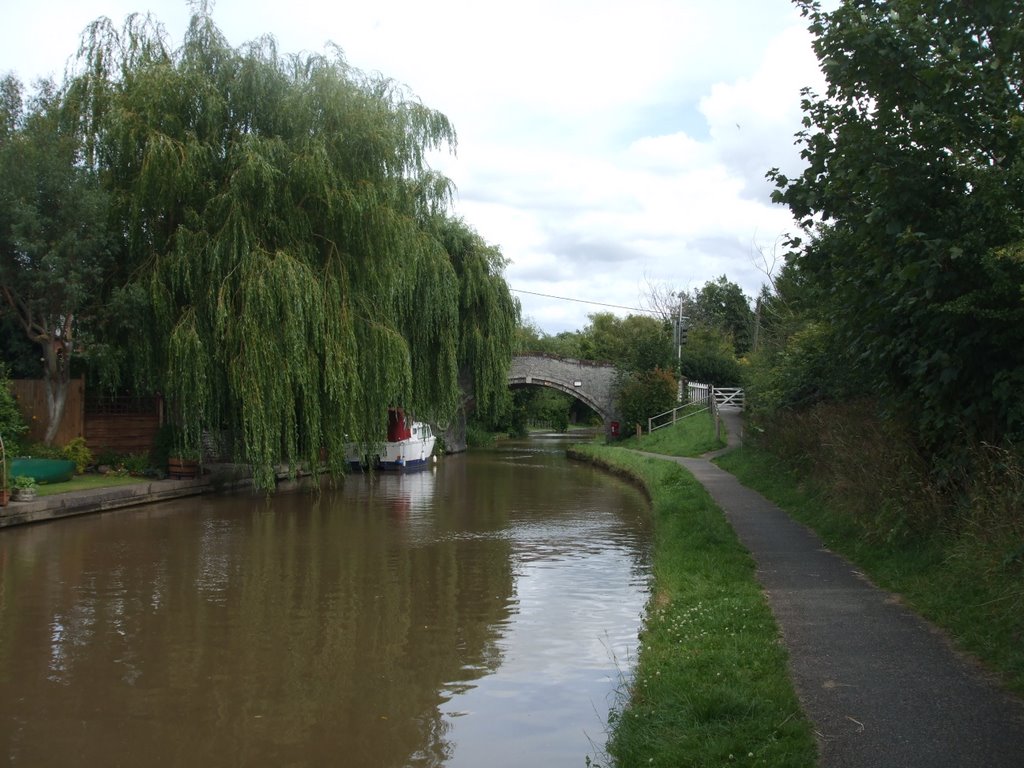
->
[[510, 288, 660, 315]]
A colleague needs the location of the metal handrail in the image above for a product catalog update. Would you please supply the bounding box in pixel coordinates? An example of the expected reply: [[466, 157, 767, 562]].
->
[[648, 404, 710, 433]]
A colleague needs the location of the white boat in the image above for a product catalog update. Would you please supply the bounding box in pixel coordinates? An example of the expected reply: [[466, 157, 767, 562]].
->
[[376, 408, 437, 471]]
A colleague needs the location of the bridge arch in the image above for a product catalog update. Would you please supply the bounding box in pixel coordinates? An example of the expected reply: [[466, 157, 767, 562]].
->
[[507, 355, 619, 429], [436, 355, 623, 453]]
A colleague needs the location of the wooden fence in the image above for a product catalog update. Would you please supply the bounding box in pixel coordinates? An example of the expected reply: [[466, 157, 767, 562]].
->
[[84, 393, 163, 456], [7, 379, 162, 456], [8, 378, 85, 446]]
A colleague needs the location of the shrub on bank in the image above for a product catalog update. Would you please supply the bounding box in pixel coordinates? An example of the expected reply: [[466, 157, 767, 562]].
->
[[0, 363, 28, 455]]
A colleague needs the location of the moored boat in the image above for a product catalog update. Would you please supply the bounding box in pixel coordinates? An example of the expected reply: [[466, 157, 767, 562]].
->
[[377, 408, 436, 471]]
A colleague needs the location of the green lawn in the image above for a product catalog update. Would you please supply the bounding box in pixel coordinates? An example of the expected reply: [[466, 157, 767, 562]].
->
[[33, 473, 150, 497]]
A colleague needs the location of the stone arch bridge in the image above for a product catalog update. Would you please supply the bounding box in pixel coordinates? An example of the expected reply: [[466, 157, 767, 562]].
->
[[507, 354, 619, 431], [438, 355, 621, 453]]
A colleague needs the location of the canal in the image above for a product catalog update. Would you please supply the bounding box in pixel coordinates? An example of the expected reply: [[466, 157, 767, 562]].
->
[[0, 436, 652, 767]]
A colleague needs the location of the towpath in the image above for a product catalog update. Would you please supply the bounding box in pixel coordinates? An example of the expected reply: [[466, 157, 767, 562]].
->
[[637, 407, 1024, 767]]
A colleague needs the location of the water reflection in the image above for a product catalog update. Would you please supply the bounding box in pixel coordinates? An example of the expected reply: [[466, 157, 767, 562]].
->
[[0, 440, 650, 767]]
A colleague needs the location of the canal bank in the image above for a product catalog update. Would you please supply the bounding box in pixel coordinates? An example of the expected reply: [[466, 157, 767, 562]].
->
[[0, 464, 267, 528], [574, 407, 1024, 768], [569, 442, 818, 767]]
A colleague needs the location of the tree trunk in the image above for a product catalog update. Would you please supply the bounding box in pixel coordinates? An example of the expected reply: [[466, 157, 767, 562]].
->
[[1, 290, 76, 447], [42, 337, 71, 446]]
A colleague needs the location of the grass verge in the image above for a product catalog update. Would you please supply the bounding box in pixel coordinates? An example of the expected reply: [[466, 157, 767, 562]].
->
[[617, 405, 725, 457], [571, 444, 816, 768], [715, 446, 1024, 696]]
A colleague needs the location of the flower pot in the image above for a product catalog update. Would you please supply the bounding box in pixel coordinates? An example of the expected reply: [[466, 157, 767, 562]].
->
[[167, 457, 199, 479], [12, 487, 37, 502]]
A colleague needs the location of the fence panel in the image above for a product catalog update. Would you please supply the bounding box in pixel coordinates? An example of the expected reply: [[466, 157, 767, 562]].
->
[[8, 378, 85, 445], [688, 382, 710, 405], [84, 394, 163, 456], [6, 379, 162, 454]]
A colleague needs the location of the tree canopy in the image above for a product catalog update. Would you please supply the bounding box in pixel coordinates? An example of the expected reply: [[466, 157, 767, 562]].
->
[[1, 10, 518, 485], [578, 312, 673, 372], [682, 276, 755, 356], [0, 76, 114, 443], [770, 0, 1024, 454]]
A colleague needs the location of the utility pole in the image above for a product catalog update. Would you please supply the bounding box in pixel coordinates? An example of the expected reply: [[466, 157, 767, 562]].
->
[[675, 292, 688, 402], [676, 294, 683, 371]]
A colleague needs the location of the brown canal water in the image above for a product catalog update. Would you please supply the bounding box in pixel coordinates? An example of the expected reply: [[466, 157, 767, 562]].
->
[[0, 437, 652, 767]]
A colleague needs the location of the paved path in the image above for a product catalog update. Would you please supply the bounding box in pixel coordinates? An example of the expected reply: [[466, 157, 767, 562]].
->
[[638, 407, 1024, 767]]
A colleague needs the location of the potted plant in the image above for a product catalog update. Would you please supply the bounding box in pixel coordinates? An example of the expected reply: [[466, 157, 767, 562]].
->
[[11, 475, 38, 502], [167, 448, 201, 479]]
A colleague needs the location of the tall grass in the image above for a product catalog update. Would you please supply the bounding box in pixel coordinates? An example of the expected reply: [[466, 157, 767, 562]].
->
[[572, 445, 816, 767]]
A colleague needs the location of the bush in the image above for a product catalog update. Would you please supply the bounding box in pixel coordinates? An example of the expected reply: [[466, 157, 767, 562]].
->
[[744, 321, 854, 415], [614, 368, 677, 433], [24, 442, 64, 459], [94, 449, 122, 466], [122, 453, 151, 474], [465, 422, 495, 448], [752, 399, 944, 542], [150, 423, 180, 467], [62, 437, 93, 474], [679, 325, 744, 387], [0, 363, 28, 453]]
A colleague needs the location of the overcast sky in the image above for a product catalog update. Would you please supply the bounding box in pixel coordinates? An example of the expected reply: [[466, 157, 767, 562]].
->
[[1, 0, 826, 334]]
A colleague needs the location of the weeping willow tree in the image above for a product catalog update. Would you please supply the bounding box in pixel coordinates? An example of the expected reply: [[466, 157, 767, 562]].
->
[[60, 9, 516, 487], [430, 216, 520, 423]]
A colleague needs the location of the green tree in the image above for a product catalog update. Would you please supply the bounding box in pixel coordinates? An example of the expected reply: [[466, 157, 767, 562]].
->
[[578, 312, 672, 371], [744, 261, 854, 412], [0, 76, 113, 444], [514, 322, 585, 358], [578, 312, 622, 362], [47, 10, 516, 486], [771, 0, 1024, 452], [0, 362, 28, 453], [679, 325, 744, 387], [614, 368, 677, 433], [432, 216, 519, 424], [688, 276, 755, 356]]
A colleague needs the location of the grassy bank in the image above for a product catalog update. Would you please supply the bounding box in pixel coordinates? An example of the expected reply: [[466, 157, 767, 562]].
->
[[571, 444, 815, 767], [616, 404, 726, 457], [716, 445, 1024, 696]]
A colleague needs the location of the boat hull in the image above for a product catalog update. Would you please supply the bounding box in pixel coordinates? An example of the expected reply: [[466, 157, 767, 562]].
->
[[377, 456, 435, 472], [377, 433, 437, 472]]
